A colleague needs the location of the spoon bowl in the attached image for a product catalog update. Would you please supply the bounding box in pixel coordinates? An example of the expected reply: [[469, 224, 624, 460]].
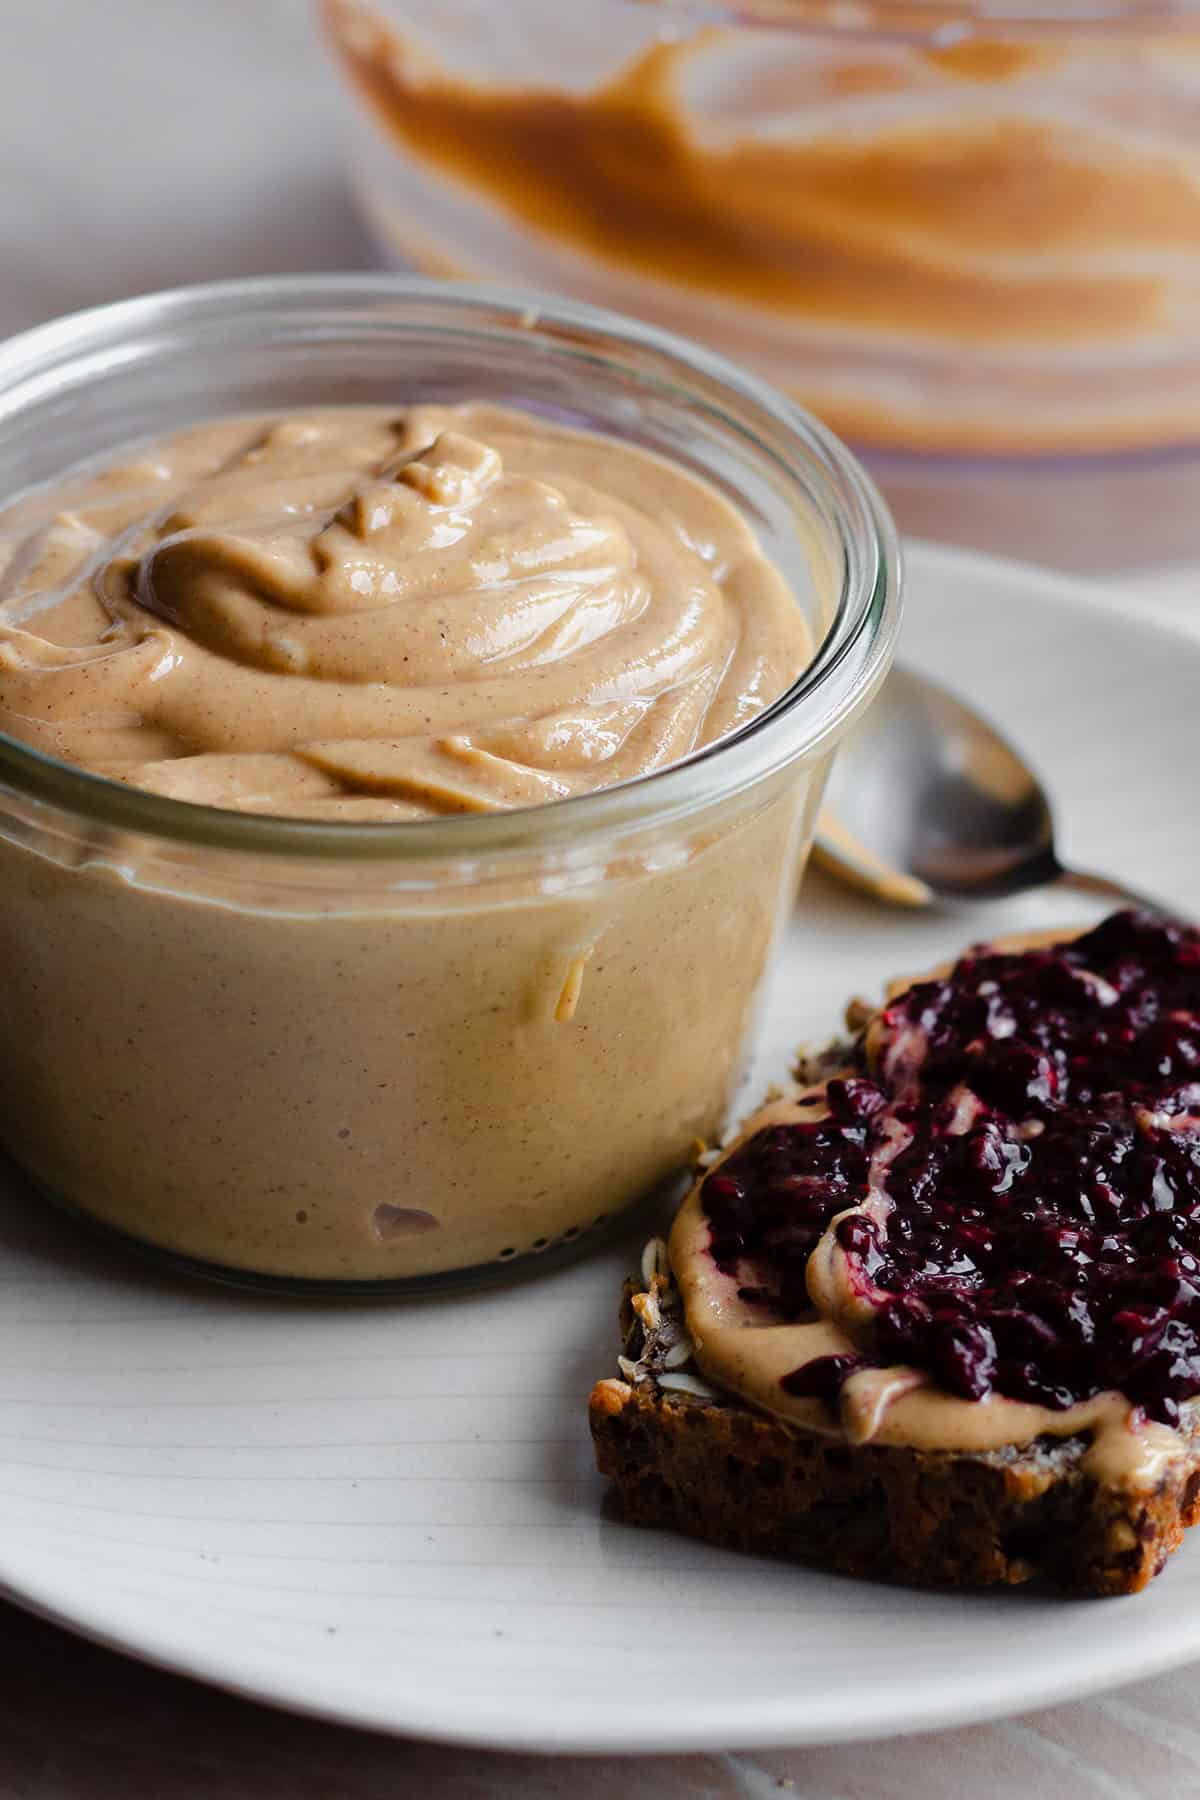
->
[[817, 666, 1168, 913]]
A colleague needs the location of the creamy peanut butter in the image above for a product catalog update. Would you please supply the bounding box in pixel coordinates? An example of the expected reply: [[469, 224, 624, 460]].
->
[[0, 403, 819, 1282], [0, 405, 807, 818], [326, 0, 1200, 453]]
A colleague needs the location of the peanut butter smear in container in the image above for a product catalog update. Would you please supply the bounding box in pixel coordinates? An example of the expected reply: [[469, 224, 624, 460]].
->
[[0, 278, 899, 1290], [0, 405, 808, 819], [323, 0, 1200, 465]]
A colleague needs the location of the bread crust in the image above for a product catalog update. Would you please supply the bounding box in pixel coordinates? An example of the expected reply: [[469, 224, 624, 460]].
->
[[589, 1373, 1200, 1594]]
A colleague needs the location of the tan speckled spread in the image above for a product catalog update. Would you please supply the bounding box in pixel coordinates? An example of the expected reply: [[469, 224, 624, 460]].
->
[[0, 405, 808, 819], [0, 404, 813, 1280]]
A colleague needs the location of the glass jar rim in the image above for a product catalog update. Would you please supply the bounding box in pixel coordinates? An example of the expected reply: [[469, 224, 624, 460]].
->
[[0, 274, 900, 863]]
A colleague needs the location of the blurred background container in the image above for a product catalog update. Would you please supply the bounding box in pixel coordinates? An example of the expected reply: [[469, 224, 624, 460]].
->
[[322, 0, 1200, 570]]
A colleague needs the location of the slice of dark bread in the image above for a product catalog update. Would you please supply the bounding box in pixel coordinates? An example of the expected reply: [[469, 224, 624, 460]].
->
[[589, 1245, 1200, 1595], [590, 921, 1200, 1598]]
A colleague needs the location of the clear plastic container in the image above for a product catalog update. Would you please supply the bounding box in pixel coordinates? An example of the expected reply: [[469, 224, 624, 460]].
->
[[322, 0, 1200, 570], [0, 275, 899, 1292]]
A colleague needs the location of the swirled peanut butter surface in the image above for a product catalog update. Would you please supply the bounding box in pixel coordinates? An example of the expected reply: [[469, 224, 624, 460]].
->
[[0, 406, 809, 819]]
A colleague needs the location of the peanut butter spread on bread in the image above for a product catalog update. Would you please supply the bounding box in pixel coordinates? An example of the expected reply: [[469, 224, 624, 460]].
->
[[673, 919, 1200, 1492]]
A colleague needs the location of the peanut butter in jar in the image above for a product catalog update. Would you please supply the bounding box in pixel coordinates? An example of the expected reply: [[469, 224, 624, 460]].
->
[[0, 280, 899, 1288]]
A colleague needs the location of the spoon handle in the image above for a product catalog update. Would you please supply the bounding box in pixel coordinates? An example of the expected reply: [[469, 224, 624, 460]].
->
[[1055, 865, 1181, 919]]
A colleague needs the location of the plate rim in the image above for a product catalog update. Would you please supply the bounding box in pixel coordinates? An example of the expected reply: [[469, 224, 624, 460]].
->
[[6, 1546, 1200, 1755]]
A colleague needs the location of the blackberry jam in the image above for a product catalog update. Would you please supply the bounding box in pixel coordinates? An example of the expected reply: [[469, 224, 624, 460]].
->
[[703, 914, 1200, 1426]]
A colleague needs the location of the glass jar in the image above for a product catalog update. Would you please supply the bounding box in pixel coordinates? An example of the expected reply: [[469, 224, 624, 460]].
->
[[0, 275, 899, 1292], [322, 0, 1200, 570]]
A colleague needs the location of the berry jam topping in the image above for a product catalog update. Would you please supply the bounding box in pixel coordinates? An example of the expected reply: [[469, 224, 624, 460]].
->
[[703, 913, 1200, 1427], [779, 1353, 865, 1405]]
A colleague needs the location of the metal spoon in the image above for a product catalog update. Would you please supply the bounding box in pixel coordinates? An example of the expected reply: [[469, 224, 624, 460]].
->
[[815, 666, 1169, 913]]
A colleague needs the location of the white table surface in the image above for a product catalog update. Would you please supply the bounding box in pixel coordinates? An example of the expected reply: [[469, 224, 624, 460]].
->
[[2, 2, 1199, 1792]]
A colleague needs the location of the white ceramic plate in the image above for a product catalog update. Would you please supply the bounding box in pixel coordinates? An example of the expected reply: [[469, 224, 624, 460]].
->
[[0, 542, 1196, 1754]]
